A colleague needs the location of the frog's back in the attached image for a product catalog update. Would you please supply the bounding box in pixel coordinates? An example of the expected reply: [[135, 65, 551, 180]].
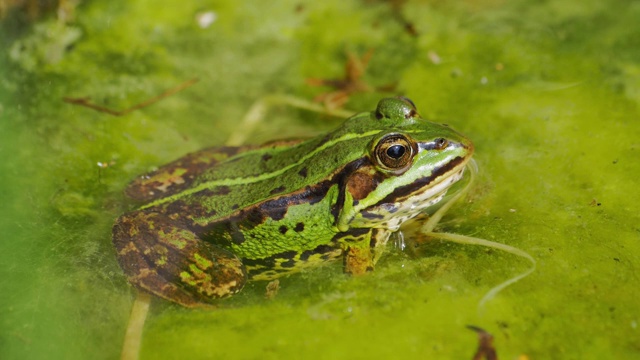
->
[[153, 131, 374, 223], [124, 145, 252, 203], [125, 113, 376, 221]]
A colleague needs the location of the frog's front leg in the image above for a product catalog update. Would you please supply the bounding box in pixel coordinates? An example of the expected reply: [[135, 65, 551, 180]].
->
[[113, 211, 247, 307], [344, 245, 374, 275], [342, 228, 392, 275]]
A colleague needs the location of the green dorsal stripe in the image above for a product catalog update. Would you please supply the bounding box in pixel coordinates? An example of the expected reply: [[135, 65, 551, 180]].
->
[[141, 129, 383, 209]]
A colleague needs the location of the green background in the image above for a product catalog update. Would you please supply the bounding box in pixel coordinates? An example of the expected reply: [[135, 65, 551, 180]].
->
[[1, 1, 639, 359]]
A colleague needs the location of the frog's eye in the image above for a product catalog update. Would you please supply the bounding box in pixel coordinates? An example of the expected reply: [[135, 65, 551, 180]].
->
[[374, 134, 416, 173], [375, 97, 419, 120], [397, 96, 417, 112]]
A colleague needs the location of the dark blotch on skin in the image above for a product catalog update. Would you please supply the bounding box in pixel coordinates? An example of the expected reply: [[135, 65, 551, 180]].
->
[[299, 244, 336, 262], [165, 199, 213, 221], [245, 208, 268, 226], [321, 252, 337, 261], [330, 228, 370, 244], [344, 164, 381, 201], [262, 153, 272, 162], [279, 258, 296, 268], [164, 199, 188, 216], [279, 225, 288, 234], [270, 185, 286, 195], [259, 182, 332, 221], [272, 250, 299, 268], [265, 204, 288, 221], [294, 222, 304, 232], [382, 203, 398, 213], [243, 257, 273, 270], [202, 221, 245, 246], [213, 186, 231, 195], [298, 167, 308, 178], [231, 229, 246, 245], [304, 185, 326, 205], [361, 211, 384, 220], [278, 250, 298, 260], [299, 250, 312, 262]]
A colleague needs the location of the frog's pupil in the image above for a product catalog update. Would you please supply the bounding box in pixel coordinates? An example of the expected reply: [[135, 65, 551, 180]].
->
[[387, 145, 406, 159]]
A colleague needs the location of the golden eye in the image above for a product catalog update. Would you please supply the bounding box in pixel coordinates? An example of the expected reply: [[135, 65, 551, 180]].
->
[[374, 134, 415, 172]]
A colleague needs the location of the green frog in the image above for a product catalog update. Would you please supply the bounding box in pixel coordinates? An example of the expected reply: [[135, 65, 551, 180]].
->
[[112, 97, 474, 307]]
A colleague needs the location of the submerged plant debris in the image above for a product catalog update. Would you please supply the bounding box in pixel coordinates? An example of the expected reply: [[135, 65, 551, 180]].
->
[[1, 1, 639, 359]]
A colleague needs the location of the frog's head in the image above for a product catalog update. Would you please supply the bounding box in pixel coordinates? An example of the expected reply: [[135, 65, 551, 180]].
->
[[336, 97, 474, 232]]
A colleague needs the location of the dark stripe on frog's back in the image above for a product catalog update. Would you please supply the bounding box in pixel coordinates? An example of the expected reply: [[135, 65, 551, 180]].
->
[[128, 111, 448, 207], [177, 155, 375, 233], [154, 132, 378, 223]]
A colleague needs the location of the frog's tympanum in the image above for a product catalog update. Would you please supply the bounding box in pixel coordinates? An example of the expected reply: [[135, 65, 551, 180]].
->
[[113, 97, 474, 307]]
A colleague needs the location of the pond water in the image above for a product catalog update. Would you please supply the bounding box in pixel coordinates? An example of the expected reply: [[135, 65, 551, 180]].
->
[[1, 1, 639, 359]]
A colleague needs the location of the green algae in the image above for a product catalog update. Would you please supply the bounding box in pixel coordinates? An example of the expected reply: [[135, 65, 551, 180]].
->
[[1, 1, 639, 359]]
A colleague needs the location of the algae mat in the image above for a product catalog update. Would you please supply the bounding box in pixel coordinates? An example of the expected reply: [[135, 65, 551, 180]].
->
[[1, 1, 639, 359]]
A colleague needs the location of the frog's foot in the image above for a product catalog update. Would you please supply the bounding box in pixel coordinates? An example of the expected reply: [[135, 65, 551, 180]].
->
[[342, 228, 392, 275], [343, 245, 375, 275], [113, 211, 247, 307]]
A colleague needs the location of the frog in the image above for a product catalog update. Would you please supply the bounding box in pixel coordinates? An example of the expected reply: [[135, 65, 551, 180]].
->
[[112, 97, 474, 307]]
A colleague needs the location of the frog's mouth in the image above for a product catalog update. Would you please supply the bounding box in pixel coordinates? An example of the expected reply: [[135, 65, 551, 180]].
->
[[381, 154, 469, 205], [361, 156, 470, 231]]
